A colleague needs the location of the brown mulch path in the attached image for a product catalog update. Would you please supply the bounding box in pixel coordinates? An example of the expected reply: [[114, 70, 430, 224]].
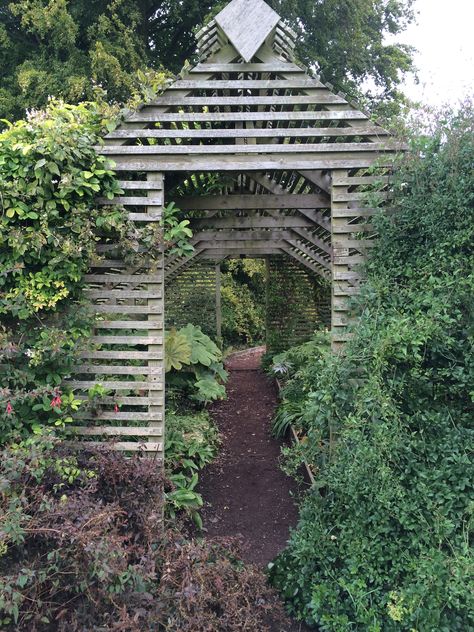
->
[[198, 347, 313, 632]]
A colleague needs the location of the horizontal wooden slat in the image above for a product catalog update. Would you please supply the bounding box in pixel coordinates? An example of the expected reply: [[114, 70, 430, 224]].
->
[[85, 290, 162, 299], [77, 442, 163, 453], [67, 380, 163, 389], [190, 62, 302, 72], [84, 275, 162, 283], [118, 180, 163, 190], [73, 366, 162, 376], [167, 79, 325, 90], [332, 175, 391, 186], [332, 191, 389, 202], [79, 351, 163, 360], [192, 216, 315, 229], [94, 320, 163, 330], [76, 412, 163, 421], [89, 259, 162, 269], [76, 396, 163, 405], [98, 196, 163, 206], [128, 213, 162, 222], [176, 193, 329, 210], [90, 336, 162, 345], [123, 110, 368, 123], [333, 272, 363, 281], [106, 126, 389, 140], [332, 208, 381, 218], [150, 94, 345, 106], [333, 287, 360, 296], [193, 230, 295, 242], [333, 240, 375, 249], [99, 142, 398, 156], [106, 156, 395, 172], [92, 305, 163, 314], [70, 426, 163, 437]]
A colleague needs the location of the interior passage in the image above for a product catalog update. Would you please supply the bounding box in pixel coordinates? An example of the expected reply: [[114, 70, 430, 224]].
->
[[198, 347, 301, 566]]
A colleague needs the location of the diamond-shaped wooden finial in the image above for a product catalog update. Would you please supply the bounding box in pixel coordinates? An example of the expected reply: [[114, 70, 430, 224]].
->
[[215, 0, 281, 62]]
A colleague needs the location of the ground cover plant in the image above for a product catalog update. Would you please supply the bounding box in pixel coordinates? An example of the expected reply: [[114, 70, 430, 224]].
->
[[270, 107, 474, 631], [165, 411, 220, 527], [0, 436, 291, 631]]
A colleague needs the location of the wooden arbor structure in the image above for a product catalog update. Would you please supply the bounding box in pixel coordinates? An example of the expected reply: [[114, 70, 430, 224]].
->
[[68, 0, 401, 461]]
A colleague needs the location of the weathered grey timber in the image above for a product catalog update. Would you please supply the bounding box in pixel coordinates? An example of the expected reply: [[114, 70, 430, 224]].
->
[[71, 0, 401, 457]]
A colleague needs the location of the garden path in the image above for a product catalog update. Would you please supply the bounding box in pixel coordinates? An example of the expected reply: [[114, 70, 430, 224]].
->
[[198, 347, 311, 632]]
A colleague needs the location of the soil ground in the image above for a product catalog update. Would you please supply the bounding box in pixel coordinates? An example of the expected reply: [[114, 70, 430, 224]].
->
[[198, 347, 312, 632]]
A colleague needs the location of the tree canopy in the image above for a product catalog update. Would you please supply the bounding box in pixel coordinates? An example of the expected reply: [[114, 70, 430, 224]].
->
[[1, 0, 415, 122]]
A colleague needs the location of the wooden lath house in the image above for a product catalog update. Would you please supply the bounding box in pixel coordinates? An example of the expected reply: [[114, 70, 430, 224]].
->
[[68, 0, 402, 460]]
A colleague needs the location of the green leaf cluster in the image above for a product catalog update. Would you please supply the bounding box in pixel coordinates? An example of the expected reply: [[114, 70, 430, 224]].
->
[[165, 324, 228, 404], [270, 107, 474, 630], [0, 100, 129, 442]]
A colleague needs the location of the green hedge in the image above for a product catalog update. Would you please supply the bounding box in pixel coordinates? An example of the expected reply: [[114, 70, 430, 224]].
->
[[270, 108, 474, 631]]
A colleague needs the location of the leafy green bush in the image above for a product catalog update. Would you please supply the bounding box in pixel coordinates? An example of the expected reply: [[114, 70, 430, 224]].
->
[[165, 411, 219, 527], [0, 101, 128, 443], [269, 332, 331, 438], [221, 259, 266, 348], [165, 324, 228, 405], [270, 108, 474, 630], [0, 436, 290, 631], [0, 100, 196, 443]]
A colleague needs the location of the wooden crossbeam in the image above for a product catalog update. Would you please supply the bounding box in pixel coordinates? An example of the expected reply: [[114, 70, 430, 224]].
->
[[99, 143, 398, 156], [191, 216, 315, 230], [124, 110, 369, 123], [109, 156, 392, 172], [151, 95, 346, 106], [280, 244, 330, 279], [106, 126, 389, 140], [192, 230, 296, 242], [175, 194, 329, 210]]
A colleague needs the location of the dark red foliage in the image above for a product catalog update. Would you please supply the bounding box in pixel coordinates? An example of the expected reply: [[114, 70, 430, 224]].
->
[[0, 440, 290, 631]]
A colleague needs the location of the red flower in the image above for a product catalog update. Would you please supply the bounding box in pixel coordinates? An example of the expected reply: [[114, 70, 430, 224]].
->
[[50, 394, 62, 408], [6, 402, 13, 415], [114, 404, 119, 413]]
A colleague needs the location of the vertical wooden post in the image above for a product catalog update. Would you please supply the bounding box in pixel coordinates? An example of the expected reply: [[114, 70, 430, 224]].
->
[[215, 262, 222, 346], [331, 170, 351, 353], [147, 172, 165, 466], [265, 256, 271, 351]]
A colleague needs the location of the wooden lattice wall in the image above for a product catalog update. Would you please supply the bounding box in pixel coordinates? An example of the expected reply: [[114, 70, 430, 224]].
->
[[266, 256, 331, 355], [67, 175, 165, 459], [331, 169, 391, 349], [165, 261, 217, 338]]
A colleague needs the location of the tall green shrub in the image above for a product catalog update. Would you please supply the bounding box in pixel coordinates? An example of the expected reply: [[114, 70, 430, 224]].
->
[[270, 108, 474, 631], [0, 101, 125, 442]]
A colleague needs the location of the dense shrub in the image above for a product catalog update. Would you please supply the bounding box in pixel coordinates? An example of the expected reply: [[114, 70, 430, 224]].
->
[[0, 101, 127, 442], [0, 437, 290, 631], [0, 100, 194, 444], [270, 108, 474, 630]]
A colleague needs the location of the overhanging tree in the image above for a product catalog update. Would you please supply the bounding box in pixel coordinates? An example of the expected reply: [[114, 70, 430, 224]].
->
[[1, 0, 415, 121]]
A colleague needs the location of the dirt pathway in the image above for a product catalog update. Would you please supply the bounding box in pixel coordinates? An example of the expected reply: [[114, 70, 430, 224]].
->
[[198, 348, 311, 631]]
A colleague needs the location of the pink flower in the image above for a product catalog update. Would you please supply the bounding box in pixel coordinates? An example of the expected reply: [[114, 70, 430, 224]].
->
[[114, 404, 119, 413], [6, 402, 13, 415], [50, 394, 62, 408]]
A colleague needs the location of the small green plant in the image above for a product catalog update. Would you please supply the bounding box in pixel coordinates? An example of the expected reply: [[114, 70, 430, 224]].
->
[[161, 202, 194, 257], [165, 411, 219, 528]]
